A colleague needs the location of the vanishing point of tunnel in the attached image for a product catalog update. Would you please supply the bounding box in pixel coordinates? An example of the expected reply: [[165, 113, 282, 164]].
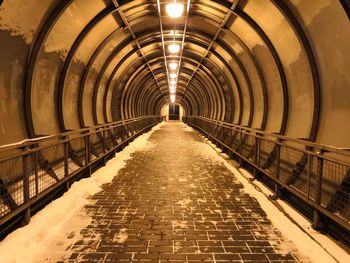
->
[[0, 0, 350, 262]]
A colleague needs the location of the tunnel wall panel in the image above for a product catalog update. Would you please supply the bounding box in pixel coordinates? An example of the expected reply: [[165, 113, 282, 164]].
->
[[0, 32, 28, 143], [0, 0, 60, 144], [228, 18, 283, 133], [288, 0, 350, 147], [243, 0, 314, 138]]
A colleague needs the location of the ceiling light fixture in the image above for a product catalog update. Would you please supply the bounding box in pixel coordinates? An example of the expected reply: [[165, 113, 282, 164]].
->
[[168, 43, 180, 54], [166, 2, 184, 18], [170, 94, 176, 103], [169, 62, 178, 70], [170, 80, 176, 85], [170, 73, 177, 79]]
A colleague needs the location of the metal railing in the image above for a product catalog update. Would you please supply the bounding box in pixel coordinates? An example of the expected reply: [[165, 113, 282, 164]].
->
[[183, 115, 350, 232], [0, 116, 164, 230]]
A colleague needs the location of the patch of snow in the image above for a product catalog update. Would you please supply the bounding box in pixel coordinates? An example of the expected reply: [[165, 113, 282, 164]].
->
[[174, 241, 181, 252], [192, 142, 224, 163], [210, 221, 218, 228], [276, 199, 350, 262], [172, 220, 187, 229], [113, 228, 128, 243], [176, 198, 191, 207], [224, 167, 342, 263], [189, 125, 347, 263], [0, 123, 162, 263]]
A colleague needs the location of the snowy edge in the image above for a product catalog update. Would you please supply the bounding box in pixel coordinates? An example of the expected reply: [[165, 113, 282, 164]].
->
[[193, 127, 349, 263], [0, 122, 164, 263]]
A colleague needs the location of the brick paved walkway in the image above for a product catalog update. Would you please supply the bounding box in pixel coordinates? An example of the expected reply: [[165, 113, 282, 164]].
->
[[49, 122, 308, 262]]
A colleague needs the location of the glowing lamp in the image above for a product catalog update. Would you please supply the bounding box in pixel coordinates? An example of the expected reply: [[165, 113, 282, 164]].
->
[[170, 73, 177, 79], [168, 43, 180, 54], [166, 2, 184, 18], [169, 62, 178, 70], [170, 94, 176, 103]]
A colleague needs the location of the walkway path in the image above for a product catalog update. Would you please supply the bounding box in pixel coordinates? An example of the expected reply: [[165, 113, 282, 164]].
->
[[46, 122, 308, 262]]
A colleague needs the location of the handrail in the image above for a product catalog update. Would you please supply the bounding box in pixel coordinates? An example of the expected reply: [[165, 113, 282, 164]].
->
[[185, 115, 350, 158], [0, 116, 160, 154], [0, 116, 163, 234], [184, 115, 350, 234]]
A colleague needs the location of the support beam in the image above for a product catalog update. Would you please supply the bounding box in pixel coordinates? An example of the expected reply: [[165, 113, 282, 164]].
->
[[180, 0, 239, 104], [112, 0, 165, 99]]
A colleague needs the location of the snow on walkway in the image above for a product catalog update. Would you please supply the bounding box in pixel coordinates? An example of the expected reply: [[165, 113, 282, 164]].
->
[[0, 122, 348, 263], [0, 123, 163, 263]]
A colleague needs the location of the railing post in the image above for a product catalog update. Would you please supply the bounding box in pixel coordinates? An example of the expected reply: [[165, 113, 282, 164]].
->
[[63, 136, 70, 190], [254, 133, 261, 179], [313, 149, 324, 229], [102, 128, 107, 166], [274, 139, 281, 197], [306, 153, 311, 199], [239, 128, 243, 167], [22, 146, 31, 224], [34, 151, 39, 197], [221, 125, 224, 151], [122, 123, 125, 149], [64, 136, 69, 177], [85, 133, 91, 176]]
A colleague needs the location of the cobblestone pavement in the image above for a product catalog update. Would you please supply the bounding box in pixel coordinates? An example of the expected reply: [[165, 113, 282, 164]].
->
[[49, 122, 309, 263]]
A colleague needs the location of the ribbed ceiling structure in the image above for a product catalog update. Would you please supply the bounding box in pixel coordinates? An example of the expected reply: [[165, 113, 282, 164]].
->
[[0, 0, 349, 147]]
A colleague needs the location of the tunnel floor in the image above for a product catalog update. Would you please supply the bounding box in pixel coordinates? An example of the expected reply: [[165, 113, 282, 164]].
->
[[42, 122, 309, 262]]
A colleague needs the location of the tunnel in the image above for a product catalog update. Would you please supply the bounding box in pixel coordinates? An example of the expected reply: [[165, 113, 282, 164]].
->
[[0, 0, 350, 261]]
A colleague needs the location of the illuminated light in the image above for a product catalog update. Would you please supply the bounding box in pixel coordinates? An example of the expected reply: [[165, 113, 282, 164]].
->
[[169, 62, 178, 70], [170, 89, 176, 94], [170, 80, 176, 86], [170, 73, 177, 79], [170, 94, 176, 103], [166, 2, 184, 18], [169, 85, 176, 90], [168, 43, 180, 54]]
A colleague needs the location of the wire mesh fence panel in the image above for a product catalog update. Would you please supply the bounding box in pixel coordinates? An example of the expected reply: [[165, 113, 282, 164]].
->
[[185, 116, 350, 230], [0, 117, 162, 224], [41, 144, 65, 180], [105, 129, 113, 150], [0, 155, 24, 217], [36, 162, 59, 196], [90, 132, 103, 157], [69, 136, 85, 169], [125, 124, 132, 138], [276, 146, 304, 184], [305, 155, 319, 202], [115, 125, 124, 144], [242, 132, 255, 160], [259, 138, 275, 168], [322, 159, 349, 221], [286, 153, 312, 198], [222, 126, 232, 148]]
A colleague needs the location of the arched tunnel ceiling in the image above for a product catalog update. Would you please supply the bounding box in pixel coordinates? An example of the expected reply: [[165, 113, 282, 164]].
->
[[0, 0, 349, 148]]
